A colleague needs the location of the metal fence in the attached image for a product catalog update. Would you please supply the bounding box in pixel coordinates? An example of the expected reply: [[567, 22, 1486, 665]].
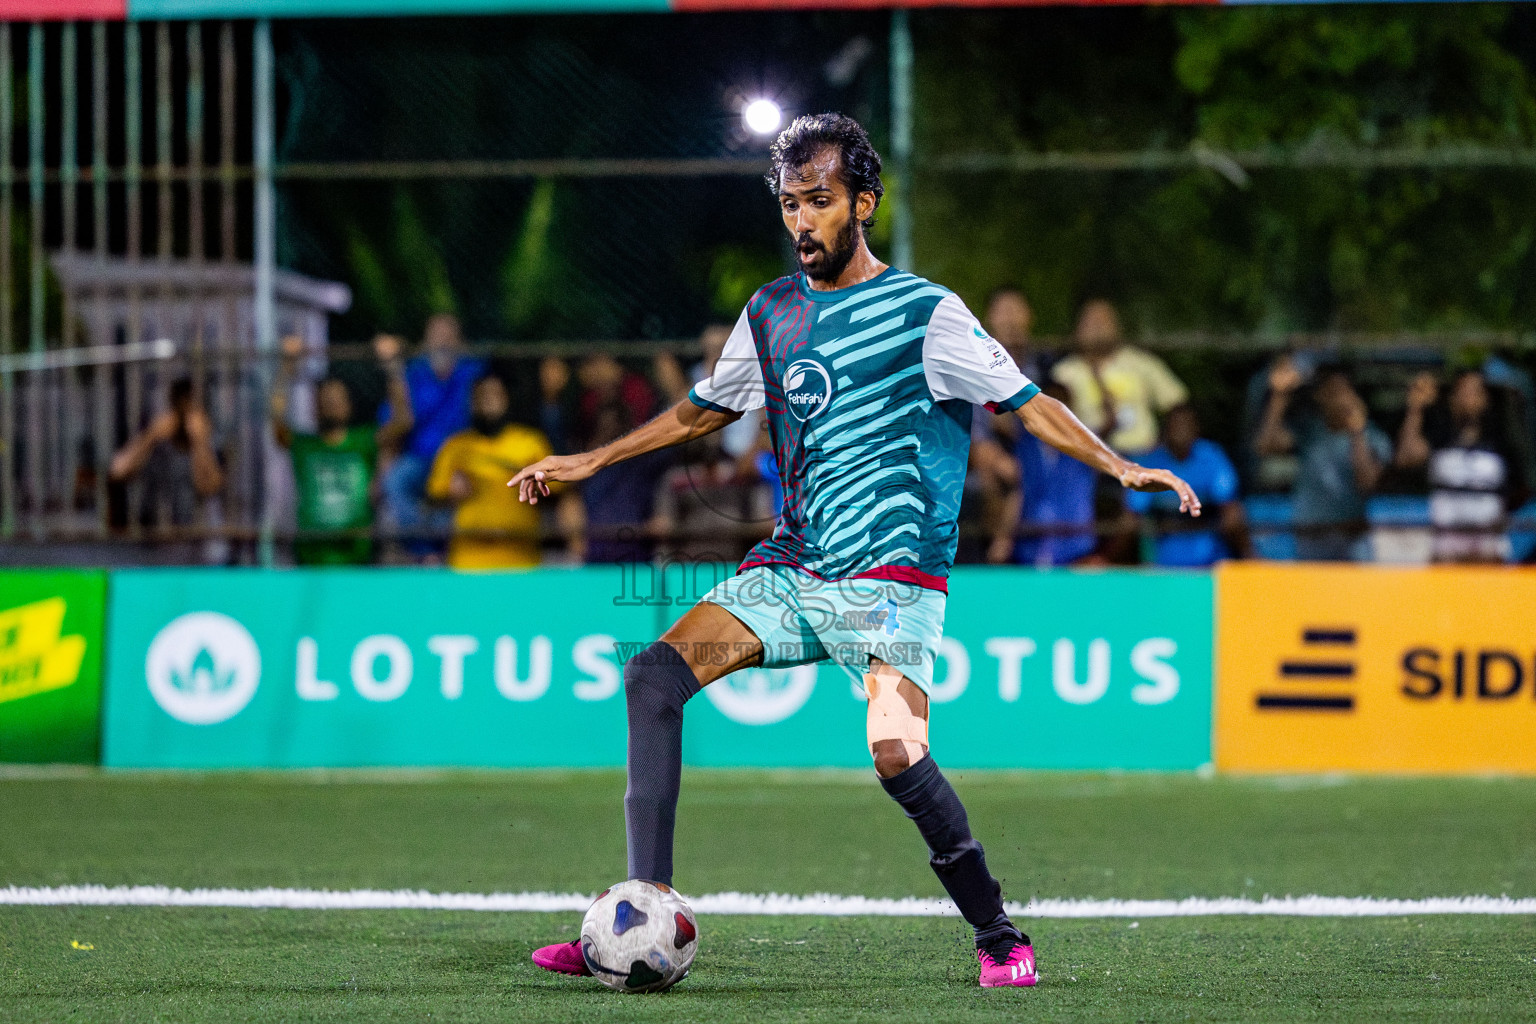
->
[[0, 20, 270, 551], [4, 12, 1535, 567]]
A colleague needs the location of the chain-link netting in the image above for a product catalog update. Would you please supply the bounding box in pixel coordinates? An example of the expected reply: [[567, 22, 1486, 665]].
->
[[273, 13, 893, 342]]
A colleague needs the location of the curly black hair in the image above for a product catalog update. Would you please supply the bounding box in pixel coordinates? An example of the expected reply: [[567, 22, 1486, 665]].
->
[[765, 113, 884, 230]]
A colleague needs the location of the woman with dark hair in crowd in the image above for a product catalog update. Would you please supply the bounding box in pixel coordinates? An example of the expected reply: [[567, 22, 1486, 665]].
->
[[1396, 368, 1532, 563]]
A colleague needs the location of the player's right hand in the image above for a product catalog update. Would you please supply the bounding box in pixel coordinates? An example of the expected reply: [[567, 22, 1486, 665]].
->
[[1119, 465, 1202, 517], [508, 453, 598, 504]]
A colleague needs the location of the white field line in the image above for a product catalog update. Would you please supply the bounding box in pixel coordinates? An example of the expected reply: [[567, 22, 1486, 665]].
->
[[1, 885, 1534, 918]]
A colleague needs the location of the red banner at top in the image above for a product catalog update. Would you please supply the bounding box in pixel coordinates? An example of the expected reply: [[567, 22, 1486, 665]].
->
[[0, 1, 126, 17]]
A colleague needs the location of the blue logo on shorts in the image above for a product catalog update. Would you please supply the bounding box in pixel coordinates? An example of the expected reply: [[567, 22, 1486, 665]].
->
[[875, 597, 900, 637]]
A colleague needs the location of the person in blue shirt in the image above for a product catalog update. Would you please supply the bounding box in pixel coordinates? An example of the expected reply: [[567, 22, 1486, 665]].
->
[[380, 313, 486, 560], [1255, 362, 1390, 561], [1127, 403, 1252, 566], [988, 382, 1100, 566], [986, 381, 1117, 567]]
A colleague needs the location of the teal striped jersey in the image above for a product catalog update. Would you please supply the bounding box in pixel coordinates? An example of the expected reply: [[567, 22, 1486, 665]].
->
[[690, 268, 1038, 592]]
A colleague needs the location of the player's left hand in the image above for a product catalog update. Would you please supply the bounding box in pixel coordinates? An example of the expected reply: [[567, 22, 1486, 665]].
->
[[1119, 465, 1202, 517]]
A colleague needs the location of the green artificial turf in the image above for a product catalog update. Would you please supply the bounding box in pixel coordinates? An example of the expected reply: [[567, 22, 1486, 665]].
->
[[4, 909, 1534, 1023], [3, 769, 1536, 1022]]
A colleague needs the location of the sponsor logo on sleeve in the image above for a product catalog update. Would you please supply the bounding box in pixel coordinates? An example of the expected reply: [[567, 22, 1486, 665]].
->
[[972, 326, 1011, 370]]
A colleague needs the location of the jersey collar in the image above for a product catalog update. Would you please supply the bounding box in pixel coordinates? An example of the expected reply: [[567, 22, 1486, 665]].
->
[[794, 266, 900, 302]]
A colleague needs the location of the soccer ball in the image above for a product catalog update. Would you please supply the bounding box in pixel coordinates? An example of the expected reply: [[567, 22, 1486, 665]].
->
[[580, 879, 698, 993]]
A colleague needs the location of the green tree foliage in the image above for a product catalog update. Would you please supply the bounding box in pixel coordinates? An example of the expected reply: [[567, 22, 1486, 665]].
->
[[915, 6, 1536, 336], [329, 186, 458, 338]]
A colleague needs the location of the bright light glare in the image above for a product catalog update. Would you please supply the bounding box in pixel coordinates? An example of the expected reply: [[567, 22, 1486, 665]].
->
[[743, 98, 783, 136]]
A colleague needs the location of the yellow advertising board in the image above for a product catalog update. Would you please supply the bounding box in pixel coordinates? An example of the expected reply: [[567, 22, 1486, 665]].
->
[[1215, 563, 1536, 773], [0, 598, 87, 705]]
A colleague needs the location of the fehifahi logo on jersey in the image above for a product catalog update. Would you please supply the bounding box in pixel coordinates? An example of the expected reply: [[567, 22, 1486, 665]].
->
[[783, 358, 833, 422], [145, 611, 262, 725]]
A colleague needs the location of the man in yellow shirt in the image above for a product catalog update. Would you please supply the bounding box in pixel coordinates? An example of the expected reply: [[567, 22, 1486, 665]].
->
[[427, 374, 557, 569], [1050, 298, 1188, 457]]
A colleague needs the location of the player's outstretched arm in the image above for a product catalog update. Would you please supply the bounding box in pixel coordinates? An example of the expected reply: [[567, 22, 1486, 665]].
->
[[509, 398, 739, 504], [1016, 393, 1202, 517]]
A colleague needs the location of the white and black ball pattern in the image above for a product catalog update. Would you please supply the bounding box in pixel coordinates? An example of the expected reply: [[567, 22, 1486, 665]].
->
[[579, 879, 699, 993]]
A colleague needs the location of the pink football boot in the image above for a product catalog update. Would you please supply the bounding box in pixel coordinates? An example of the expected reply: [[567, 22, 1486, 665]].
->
[[977, 941, 1038, 988], [530, 939, 592, 977]]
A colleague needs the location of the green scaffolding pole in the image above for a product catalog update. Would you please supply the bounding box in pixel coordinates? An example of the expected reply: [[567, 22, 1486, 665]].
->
[[889, 8, 913, 273], [254, 18, 276, 568]]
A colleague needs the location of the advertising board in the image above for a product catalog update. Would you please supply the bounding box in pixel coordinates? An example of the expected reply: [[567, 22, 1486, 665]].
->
[[1215, 562, 1536, 773], [0, 571, 107, 763], [103, 566, 1212, 769]]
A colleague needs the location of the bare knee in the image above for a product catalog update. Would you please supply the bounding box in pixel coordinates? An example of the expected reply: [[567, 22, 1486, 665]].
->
[[866, 663, 929, 779], [872, 739, 912, 779]]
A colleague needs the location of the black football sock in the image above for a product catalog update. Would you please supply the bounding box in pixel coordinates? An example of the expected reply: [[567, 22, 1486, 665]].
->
[[880, 755, 1028, 951], [623, 640, 701, 886]]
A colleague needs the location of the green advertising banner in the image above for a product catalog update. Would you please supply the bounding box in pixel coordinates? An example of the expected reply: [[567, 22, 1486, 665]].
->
[[0, 571, 107, 763], [102, 567, 1211, 770], [680, 567, 1213, 770]]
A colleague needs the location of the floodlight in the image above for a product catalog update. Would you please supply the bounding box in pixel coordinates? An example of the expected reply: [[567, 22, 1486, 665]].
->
[[743, 98, 783, 136]]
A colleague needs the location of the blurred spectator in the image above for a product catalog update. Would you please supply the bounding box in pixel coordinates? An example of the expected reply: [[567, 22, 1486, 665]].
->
[[969, 288, 1035, 562], [1241, 351, 1310, 492], [985, 286, 1042, 381], [692, 323, 762, 460], [754, 447, 785, 520], [969, 436, 1021, 565], [1051, 298, 1188, 456], [272, 333, 413, 566], [578, 399, 672, 564], [652, 427, 765, 566], [647, 325, 775, 564], [653, 346, 693, 408], [1396, 369, 1531, 564], [1126, 403, 1252, 566], [1255, 358, 1389, 561], [381, 314, 486, 560], [110, 376, 226, 563], [426, 373, 577, 570], [991, 381, 1102, 567], [1460, 348, 1536, 452], [576, 353, 657, 446], [537, 356, 572, 454]]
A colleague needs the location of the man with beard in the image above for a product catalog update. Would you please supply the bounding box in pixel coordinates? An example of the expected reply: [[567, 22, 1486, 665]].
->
[[271, 332, 413, 566], [512, 113, 1201, 990], [426, 373, 569, 569]]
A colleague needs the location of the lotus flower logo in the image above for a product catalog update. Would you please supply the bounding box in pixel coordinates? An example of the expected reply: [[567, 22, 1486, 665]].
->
[[146, 612, 261, 725], [701, 665, 817, 725], [170, 646, 238, 696]]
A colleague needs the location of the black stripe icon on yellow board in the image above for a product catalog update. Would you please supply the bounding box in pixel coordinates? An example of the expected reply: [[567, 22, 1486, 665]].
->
[[1257, 628, 1357, 712]]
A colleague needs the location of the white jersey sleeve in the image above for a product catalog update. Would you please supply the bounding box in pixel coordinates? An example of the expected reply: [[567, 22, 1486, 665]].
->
[[689, 307, 767, 414], [922, 293, 1039, 411]]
